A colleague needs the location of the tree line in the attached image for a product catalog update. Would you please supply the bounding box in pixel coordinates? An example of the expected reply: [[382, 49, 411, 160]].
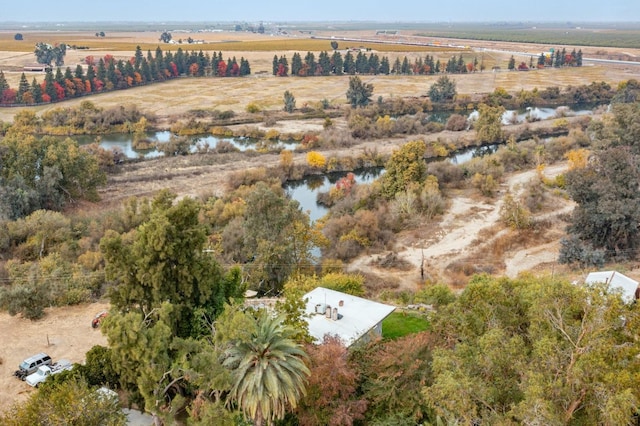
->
[[272, 50, 485, 77], [508, 47, 584, 71], [0, 46, 251, 106]]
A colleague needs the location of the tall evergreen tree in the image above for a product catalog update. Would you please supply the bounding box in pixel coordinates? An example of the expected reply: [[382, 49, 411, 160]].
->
[[331, 50, 343, 75], [401, 56, 410, 74], [355, 52, 368, 74], [55, 68, 65, 85], [74, 64, 85, 80], [240, 57, 251, 76], [304, 51, 316, 75], [96, 59, 107, 82], [343, 51, 356, 75], [576, 49, 583, 66], [30, 77, 42, 103], [291, 52, 302, 76], [106, 61, 117, 87], [392, 57, 402, 74], [124, 61, 135, 82], [16, 73, 30, 103], [346, 75, 374, 108], [368, 53, 380, 75], [134, 45, 144, 69], [175, 48, 186, 74], [0, 70, 9, 92], [101, 192, 243, 333], [379, 56, 390, 75], [63, 67, 73, 82], [140, 59, 152, 82], [318, 51, 331, 76], [85, 64, 95, 91], [44, 68, 56, 100]]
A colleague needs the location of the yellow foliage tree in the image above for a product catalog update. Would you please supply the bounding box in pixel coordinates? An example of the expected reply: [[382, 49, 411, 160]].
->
[[565, 148, 590, 170], [306, 151, 326, 169], [376, 115, 394, 136], [280, 149, 293, 173]]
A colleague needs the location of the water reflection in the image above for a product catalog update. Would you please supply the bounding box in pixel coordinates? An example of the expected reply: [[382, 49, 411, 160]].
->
[[449, 144, 499, 165], [285, 168, 384, 222], [74, 131, 298, 159], [442, 104, 594, 126]]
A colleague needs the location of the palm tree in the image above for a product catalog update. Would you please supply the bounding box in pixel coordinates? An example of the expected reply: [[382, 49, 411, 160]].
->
[[224, 311, 310, 426]]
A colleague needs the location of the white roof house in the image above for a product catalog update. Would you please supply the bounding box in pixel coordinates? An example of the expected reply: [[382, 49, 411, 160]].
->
[[584, 271, 639, 303], [303, 287, 396, 347]]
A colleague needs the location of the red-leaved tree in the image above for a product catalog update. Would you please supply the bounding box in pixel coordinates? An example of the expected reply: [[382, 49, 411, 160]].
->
[[217, 61, 227, 77], [1, 88, 17, 104], [277, 63, 288, 76], [297, 336, 367, 426], [54, 82, 65, 100], [169, 62, 178, 77], [189, 63, 199, 77]]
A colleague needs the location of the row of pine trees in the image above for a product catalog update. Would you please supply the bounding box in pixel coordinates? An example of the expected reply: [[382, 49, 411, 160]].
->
[[0, 46, 251, 106], [0, 45, 585, 106], [272, 51, 477, 76]]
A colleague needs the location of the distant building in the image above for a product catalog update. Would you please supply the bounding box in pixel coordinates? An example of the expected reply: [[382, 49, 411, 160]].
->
[[584, 271, 639, 303], [303, 287, 396, 347], [23, 64, 52, 72]]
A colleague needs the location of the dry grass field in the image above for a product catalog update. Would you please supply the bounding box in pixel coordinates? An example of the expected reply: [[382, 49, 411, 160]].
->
[[1, 63, 636, 124], [0, 28, 637, 124], [1, 29, 638, 124]]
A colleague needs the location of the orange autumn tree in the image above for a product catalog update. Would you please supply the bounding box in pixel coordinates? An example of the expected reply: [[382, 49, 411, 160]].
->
[[297, 336, 367, 426]]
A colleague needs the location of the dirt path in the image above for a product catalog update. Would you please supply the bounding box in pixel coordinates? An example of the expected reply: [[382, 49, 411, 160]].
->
[[0, 302, 110, 413], [347, 163, 573, 290]]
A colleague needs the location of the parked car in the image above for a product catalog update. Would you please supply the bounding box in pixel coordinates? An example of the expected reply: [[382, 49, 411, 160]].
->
[[14, 353, 52, 380], [91, 311, 108, 328], [25, 359, 73, 387]]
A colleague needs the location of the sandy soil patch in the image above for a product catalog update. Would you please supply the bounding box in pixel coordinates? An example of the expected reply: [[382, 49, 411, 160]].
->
[[347, 163, 574, 290], [0, 302, 109, 412]]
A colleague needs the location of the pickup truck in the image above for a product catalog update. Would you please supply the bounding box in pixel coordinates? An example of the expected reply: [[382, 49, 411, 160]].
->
[[25, 359, 73, 387]]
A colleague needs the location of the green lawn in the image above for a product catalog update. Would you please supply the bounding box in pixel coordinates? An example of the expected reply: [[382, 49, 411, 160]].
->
[[382, 311, 430, 339]]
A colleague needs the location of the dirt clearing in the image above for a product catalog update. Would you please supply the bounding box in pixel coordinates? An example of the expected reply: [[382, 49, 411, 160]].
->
[[0, 302, 109, 412]]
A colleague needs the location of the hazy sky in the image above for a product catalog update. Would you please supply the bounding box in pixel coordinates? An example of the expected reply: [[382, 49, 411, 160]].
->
[[0, 0, 640, 22], [2, 1, 639, 22]]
